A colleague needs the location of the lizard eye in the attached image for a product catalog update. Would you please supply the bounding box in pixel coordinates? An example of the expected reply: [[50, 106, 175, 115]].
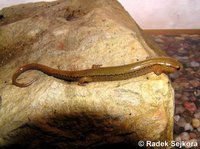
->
[[176, 66, 181, 70]]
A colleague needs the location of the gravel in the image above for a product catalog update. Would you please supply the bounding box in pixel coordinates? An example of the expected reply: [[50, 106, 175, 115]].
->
[[153, 34, 200, 142]]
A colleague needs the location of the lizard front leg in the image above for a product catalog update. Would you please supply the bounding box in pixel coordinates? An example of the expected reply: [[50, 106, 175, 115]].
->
[[78, 76, 93, 86]]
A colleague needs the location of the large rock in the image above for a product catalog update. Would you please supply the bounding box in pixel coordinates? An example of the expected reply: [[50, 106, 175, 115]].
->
[[0, 0, 173, 148]]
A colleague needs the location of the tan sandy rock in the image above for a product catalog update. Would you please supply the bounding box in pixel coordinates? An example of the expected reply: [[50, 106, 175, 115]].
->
[[0, 0, 173, 148]]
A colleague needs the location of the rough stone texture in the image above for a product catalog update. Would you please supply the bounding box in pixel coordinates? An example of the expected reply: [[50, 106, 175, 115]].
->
[[0, 0, 174, 148]]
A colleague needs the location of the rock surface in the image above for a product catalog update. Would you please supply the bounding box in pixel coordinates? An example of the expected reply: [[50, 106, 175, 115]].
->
[[0, 0, 174, 148]]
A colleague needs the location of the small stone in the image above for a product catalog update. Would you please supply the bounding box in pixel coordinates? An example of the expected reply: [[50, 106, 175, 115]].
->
[[175, 36, 185, 40], [181, 95, 189, 101], [194, 90, 200, 97], [190, 61, 199, 67], [183, 101, 197, 113], [180, 82, 190, 88], [174, 124, 184, 134], [174, 115, 180, 122], [180, 132, 190, 141], [197, 127, 200, 132], [189, 132, 197, 139], [184, 123, 193, 131], [172, 82, 181, 90], [189, 80, 200, 87], [175, 93, 182, 99], [183, 92, 190, 97], [190, 96, 196, 102], [189, 35, 199, 38], [180, 56, 189, 60], [176, 117, 187, 127], [155, 38, 164, 43], [191, 118, 200, 128], [170, 72, 181, 79], [197, 139, 200, 148], [194, 112, 200, 119], [175, 99, 182, 105], [181, 110, 193, 122], [194, 98, 200, 109], [194, 100, 200, 109], [175, 105, 185, 114], [178, 47, 187, 54], [172, 55, 184, 61], [175, 136, 181, 142]]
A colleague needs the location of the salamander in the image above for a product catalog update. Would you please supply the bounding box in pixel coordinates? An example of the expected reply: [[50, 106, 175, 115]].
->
[[12, 57, 183, 87]]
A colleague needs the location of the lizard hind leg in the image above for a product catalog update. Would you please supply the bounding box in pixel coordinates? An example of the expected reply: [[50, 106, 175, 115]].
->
[[78, 76, 93, 86], [152, 65, 163, 76]]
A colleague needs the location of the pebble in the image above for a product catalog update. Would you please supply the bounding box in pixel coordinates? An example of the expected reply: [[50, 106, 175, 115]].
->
[[189, 35, 200, 38], [198, 139, 200, 148], [174, 115, 180, 122], [173, 82, 182, 90], [194, 90, 200, 97], [180, 132, 190, 141], [169, 72, 181, 79], [181, 56, 189, 61], [175, 136, 182, 142], [183, 101, 197, 113], [190, 61, 200, 67], [154, 38, 164, 43], [174, 125, 185, 134], [184, 123, 193, 131], [175, 93, 182, 99], [197, 127, 200, 132], [179, 82, 190, 88], [194, 112, 200, 119], [178, 48, 188, 54], [182, 111, 193, 123], [175, 36, 185, 40], [189, 80, 200, 87], [189, 132, 197, 139], [192, 118, 200, 128], [176, 117, 187, 127], [175, 105, 185, 114], [181, 95, 189, 101]]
